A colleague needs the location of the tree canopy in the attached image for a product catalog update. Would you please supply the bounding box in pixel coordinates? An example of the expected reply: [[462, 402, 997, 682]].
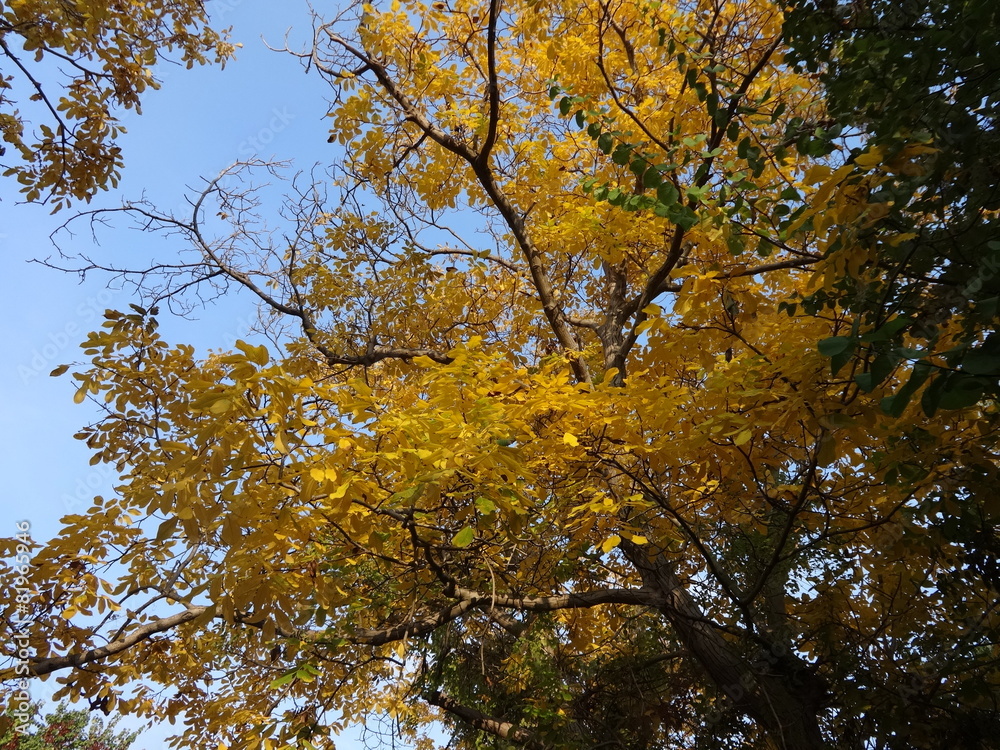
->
[[0, 0, 233, 208], [1, 702, 138, 750], [2, 1, 999, 749], [783, 0, 1000, 415]]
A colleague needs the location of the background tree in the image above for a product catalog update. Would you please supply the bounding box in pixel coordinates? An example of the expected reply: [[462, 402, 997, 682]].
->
[[0, 0, 234, 208], [1, 1, 998, 749], [1, 702, 138, 750], [782, 0, 1000, 416], [780, 9, 1000, 726]]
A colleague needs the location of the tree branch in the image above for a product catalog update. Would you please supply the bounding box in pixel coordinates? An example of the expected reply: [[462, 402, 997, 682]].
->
[[426, 691, 547, 749], [20, 607, 207, 677], [9, 587, 659, 679], [474, 0, 501, 165], [452, 586, 662, 611], [321, 29, 591, 383]]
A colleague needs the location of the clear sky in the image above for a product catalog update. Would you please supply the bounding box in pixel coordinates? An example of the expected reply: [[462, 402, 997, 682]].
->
[[0, 1, 411, 747]]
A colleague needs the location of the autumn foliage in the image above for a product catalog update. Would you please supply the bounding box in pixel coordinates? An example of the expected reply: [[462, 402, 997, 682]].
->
[[0, 0, 233, 207], [2, 1, 999, 749]]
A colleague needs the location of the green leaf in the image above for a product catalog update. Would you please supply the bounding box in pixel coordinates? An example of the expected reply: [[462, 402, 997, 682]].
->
[[612, 144, 632, 165], [598, 133, 614, 154], [685, 184, 710, 202], [961, 349, 1000, 376], [270, 671, 297, 688], [667, 204, 698, 231], [860, 317, 911, 343], [643, 167, 662, 189], [656, 182, 679, 206], [831, 349, 854, 376], [475, 496, 497, 514], [867, 352, 898, 387], [881, 362, 932, 417], [936, 374, 988, 411], [854, 372, 875, 392], [818, 336, 855, 356], [452, 526, 475, 548], [920, 372, 948, 417]]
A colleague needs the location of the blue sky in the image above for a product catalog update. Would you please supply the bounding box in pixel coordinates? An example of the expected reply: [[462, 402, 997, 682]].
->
[[0, 1, 411, 746]]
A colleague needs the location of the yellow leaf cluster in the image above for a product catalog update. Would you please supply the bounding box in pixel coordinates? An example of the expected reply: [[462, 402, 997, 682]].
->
[[0, 0, 234, 206]]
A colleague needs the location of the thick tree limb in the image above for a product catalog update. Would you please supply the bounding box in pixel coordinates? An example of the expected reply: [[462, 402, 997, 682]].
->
[[345, 598, 480, 646], [474, 0, 501, 165], [21, 607, 206, 677], [619, 540, 826, 749], [9, 587, 659, 678], [453, 586, 663, 610], [427, 691, 547, 749]]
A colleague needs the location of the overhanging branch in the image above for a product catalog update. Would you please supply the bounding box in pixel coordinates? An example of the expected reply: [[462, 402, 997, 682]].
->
[[427, 691, 547, 749]]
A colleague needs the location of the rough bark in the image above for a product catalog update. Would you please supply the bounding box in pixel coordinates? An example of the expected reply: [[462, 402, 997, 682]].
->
[[620, 540, 827, 750]]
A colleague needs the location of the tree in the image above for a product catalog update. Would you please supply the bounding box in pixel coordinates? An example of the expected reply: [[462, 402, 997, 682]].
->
[[1, 702, 138, 750], [2, 1, 999, 749], [0, 0, 234, 208], [782, 0, 1000, 416]]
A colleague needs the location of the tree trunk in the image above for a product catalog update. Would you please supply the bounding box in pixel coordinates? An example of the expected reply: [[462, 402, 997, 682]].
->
[[620, 540, 826, 749]]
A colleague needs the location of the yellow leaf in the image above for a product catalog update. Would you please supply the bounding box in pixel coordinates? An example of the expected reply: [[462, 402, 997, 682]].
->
[[733, 429, 752, 447], [854, 146, 884, 170], [601, 535, 621, 553], [274, 431, 288, 455], [817, 433, 839, 466], [803, 164, 832, 185], [563, 432, 579, 446], [209, 398, 232, 414]]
